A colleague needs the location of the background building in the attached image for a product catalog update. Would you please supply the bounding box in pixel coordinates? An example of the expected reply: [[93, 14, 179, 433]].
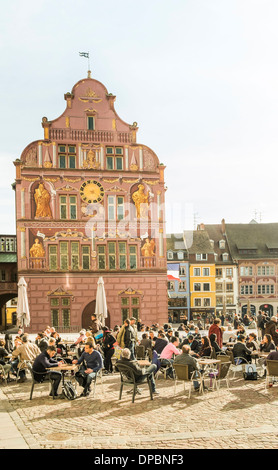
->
[[166, 233, 190, 323], [0, 235, 17, 330]]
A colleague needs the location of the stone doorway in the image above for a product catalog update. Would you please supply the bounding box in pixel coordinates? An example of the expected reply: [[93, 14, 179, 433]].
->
[[81, 300, 110, 330]]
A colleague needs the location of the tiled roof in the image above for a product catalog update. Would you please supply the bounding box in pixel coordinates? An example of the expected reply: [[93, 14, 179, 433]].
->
[[225, 223, 278, 260], [0, 253, 17, 263]]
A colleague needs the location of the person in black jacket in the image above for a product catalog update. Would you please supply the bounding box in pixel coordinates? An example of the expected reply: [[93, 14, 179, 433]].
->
[[209, 333, 225, 355], [102, 326, 115, 374], [32, 345, 63, 397], [232, 335, 252, 363], [123, 319, 136, 360], [153, 332, 168, 355]]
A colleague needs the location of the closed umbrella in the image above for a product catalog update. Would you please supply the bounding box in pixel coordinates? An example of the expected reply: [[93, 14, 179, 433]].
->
[[17, 277, 30, 328], [95, 276, 108, 326]]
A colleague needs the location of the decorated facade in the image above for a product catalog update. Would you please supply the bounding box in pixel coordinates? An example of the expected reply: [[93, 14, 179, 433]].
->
[[14, 73, 168, 332]]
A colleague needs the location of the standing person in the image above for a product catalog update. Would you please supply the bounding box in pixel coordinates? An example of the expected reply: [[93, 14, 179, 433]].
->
[[73, 342, 103, 397], [4, 334, 13, 354], [264, 317, 278, 346], [32, 345, 63, 398], [123, 319, 136, 360], [102, 326, 115, 374], [208, 318, 223, 348], [257, 310, 263, 340], [90, 313, 102, 337]]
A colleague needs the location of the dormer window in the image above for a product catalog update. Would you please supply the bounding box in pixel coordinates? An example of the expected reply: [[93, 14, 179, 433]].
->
[[222, 253, 229, 261], [177, 251, 184, 260], [167, 251, 174, 260], [219, 240, 225, 249]]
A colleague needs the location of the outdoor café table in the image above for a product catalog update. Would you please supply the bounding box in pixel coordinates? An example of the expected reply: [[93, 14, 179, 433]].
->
[[137, 360, 151, 368], [197, 358, 221, 389], [46, 363, 78, 387], [58, 340, 75, 356]]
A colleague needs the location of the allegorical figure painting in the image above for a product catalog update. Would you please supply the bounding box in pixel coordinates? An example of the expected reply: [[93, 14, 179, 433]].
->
[[34, 183, 52, 218], [132, 184, 149, 219]]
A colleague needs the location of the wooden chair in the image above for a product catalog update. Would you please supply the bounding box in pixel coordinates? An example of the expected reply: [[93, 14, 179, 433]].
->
[[116, 363, 153, 403], [265, 360, 278, 389]]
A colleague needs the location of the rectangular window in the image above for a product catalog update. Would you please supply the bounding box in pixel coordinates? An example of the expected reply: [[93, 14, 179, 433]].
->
[[216, 268, 222, 277], [69, 196, 77, 220], [194, 283, 201, 291], [62, 308, 70, 328], [216, 296, 223, 306], [1, 270, 6, 281], [88, 116, 94, 130], [108, 242, 116, 270], [97, 245, 106, 270], [106, 156, 114, 170], [117, 196, 124, 220], [216, 283, 223, 292], [82, 246, 90, 270], [60, 196, 67, 219], [69, 155, 76, 169], [226, 283, 233, 292], [129, 245, 137, 270], [226, 268, 233, 277], [108, 196, 115, 220], [193, 268, 201, 276], [194, 298, 201, 307], [51, 309, 59, 328], [60, 242, 69, 270], [59, 154, 66, 169], [203, 283, 210, 291], [203, 268, 210, 276], [204, 298, 211, 307], [49, 245, 57, 270], [119, 242, 127, 270], [240, 266, 253, 276], [71, 242, 79, 270], [116, 157, 123, 170]]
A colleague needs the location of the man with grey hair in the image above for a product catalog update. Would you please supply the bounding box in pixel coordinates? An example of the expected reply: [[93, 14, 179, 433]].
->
[[173, 344, 200, 391], [116, 348, 159, 395]]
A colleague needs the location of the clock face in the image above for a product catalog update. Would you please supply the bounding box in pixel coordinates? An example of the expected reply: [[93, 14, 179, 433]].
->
[[79, 180, 104, 204]]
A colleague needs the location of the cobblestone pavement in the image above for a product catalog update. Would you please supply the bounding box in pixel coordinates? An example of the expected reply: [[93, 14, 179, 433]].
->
[[1, 371, 278, 449]]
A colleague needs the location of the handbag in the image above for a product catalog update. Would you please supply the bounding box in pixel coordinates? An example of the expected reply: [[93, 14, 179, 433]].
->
[[243, 365, 257, 381]]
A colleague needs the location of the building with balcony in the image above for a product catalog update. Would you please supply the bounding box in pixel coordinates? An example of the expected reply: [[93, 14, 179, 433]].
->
[[0, 235, 17, 330], [14, 72, 168, 332]]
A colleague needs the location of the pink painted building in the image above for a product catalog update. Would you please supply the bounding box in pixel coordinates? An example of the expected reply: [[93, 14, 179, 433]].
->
[[14, 72, 168, 332]]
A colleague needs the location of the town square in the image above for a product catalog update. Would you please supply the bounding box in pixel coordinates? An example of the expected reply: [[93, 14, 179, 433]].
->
[[1, 0, 278, 454]]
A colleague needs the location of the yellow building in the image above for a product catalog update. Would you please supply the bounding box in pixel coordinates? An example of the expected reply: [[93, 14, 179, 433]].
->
[[184, 227, 216, 324]]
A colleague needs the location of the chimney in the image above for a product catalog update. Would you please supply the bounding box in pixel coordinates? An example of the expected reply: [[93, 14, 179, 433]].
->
[[221, 218, 226, 235]]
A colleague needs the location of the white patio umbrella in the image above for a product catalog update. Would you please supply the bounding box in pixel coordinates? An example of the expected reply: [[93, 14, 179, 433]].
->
[[17, 277, 30, 328], [95, 276, 108, 326]]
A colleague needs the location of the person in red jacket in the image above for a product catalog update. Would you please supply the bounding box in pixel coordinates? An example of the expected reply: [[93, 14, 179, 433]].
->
[[208, 318, 223, 348]]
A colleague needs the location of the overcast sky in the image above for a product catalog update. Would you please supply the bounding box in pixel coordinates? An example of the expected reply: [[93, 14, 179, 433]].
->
[[1, 0, 278, 235]]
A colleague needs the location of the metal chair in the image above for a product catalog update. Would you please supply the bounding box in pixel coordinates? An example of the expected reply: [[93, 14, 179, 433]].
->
[[226, 351, 248, 378], [16, 360, 32, 381], [91, 368, 104, 398], [116, 363, 153, 403], [28, 364, 55, 400], [0, 364, 9, 386], [173, 364, 203, 398], [207, 361, 231, 392], [265, 360, 278, 389]]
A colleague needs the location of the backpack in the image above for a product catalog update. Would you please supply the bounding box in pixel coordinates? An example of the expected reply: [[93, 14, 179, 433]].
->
[[62, 381, 78, 400]]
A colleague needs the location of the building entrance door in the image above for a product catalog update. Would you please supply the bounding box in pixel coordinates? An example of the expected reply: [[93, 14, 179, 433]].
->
[[81, 300, 110, 330]]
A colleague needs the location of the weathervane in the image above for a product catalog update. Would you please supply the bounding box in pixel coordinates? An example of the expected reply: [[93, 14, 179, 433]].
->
[[79, 51, 91, 77]]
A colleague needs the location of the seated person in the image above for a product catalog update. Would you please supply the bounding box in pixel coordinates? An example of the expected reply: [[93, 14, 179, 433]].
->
[[173, 344, 200, 390], [72, 342, 103, 397], [11, 334, 41, 382], [197, 336, 212, 358], [265, 345, 278, 362], [115, 348, 158, 395], [153, 332, 168, 355], [0, 339, 12, 380], [232, 334, 252, 363], [260, 334, 276, 353], [181, 335, 201, 356], [159, 337, 181, 378], [35, 332, 49, 353], [209, 333, 225, 355], [32, 345, 63, 398], [140, 333, 153, 350], [193, 327, 201, 341], [246, 332, 259, 351]]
